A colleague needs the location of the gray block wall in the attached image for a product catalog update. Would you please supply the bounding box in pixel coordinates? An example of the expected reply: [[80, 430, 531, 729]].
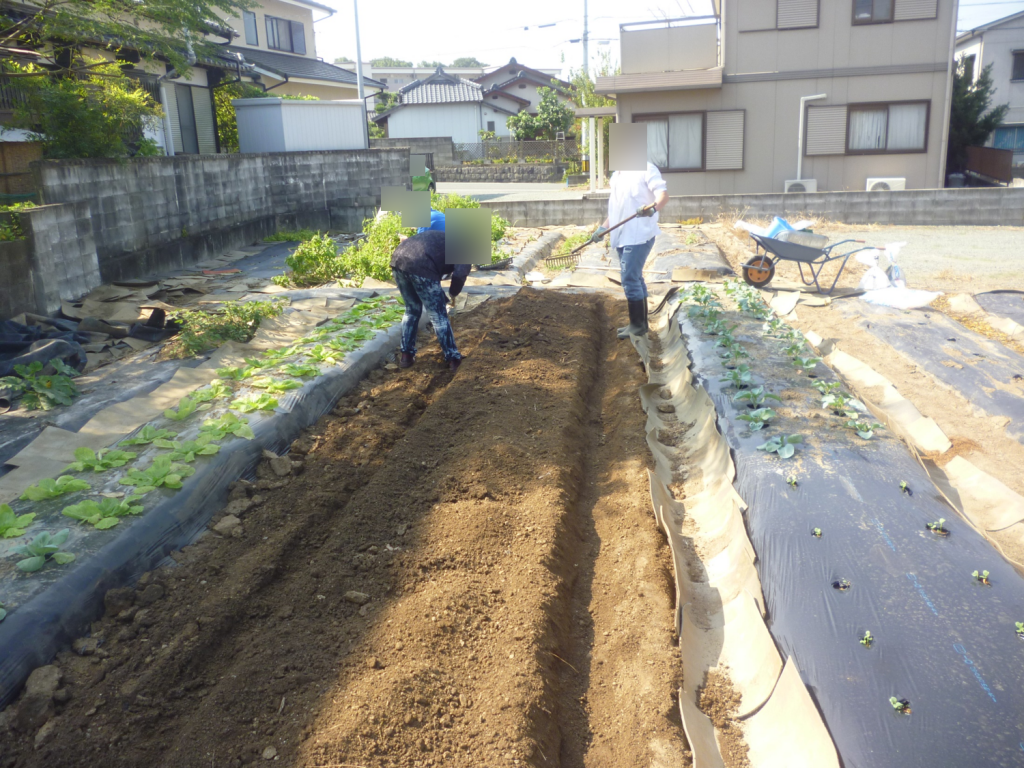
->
[[481, 187, 1024, 228], [435, 165, 566, 183], [370, 137, 456, 166], [35, 149, 410, 284]]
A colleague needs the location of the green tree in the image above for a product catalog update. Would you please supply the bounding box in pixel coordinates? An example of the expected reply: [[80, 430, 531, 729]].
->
[[534, 86, 575, 139], [452, 57, 487, 68], [0, 0, 255, 78], [214, 81, 266, 153], [946, 55, 1009, 175], [8, 61, 162, 159], [419, 60, 446, 69], [369, 57, 413, 67], [368, 121, 385, 139], [507, 111, 540, 141], [334, 56, 354, 64], [374, 91, 399, 114]]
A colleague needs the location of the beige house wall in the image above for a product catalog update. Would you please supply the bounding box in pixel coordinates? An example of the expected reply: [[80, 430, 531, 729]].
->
[[223, 0, 317, 58]]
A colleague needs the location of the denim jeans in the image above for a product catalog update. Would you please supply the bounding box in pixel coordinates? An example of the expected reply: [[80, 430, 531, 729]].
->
[[616, 237, 656, 301], [392, 268, 461, 361]]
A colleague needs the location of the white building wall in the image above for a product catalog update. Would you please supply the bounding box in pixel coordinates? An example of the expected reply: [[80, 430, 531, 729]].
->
[[480, 108, 510, 137], [973, 24, 1024, 124], [386, 103, 481, 143]]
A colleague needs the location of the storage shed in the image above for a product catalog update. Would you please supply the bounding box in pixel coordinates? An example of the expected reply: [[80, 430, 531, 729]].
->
[[233, 97, 368, 153]]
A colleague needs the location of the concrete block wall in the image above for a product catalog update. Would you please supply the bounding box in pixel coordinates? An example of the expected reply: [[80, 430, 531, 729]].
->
[[35, 149, 409, 284], [370, 137, 456, 166], [23, 203, 101, 315], [481, 187, 1024, 228], [0, 239, 35, 319], [435, 164, 566, 183]]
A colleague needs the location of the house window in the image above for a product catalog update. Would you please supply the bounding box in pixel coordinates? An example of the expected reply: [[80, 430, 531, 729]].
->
[[962, 54, 976, 83], [266, 16, 306, 54], [635, 113, 705, 171], [1013, 52, 1024, 82], [487, 120, 495, 132], [243, 11, 258, 46], [847, 102, 928, 153], [853, 0, 893, 25], [380, 78, 388, 84], [993, 125, 1024, 166], [518, 83, 527, 89]]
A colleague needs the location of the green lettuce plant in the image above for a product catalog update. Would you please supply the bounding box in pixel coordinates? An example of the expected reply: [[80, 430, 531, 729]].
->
[[153, 434, 220, 462], [62, 497, 143, 529], [0, 504, 35, 537], [192, 380, 233, 403], [277, 362, 320, 378], [119, 456, 196, 493], [120, 425, 178, 446], [306, 345, 341, 365], [12, 529, 75, 572], [200, 413, 255, 440], [63, 447, 136, 473], [216, 365, 256, 381], [20, 476, 91, 501], [231, 393, 278, 413], [163, 396, 203, 421]]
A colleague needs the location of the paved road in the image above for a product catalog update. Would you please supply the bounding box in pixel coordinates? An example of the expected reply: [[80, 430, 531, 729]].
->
[[436, 182, 587, 202], [819, 224, 1024, 293]]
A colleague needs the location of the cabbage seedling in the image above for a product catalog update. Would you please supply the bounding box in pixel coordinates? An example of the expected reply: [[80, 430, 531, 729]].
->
[[62, 497, 143, 529], [844, 419, 883, 439], [792, 355, 822, 373], [20, 476, 91, 501], [899, 481, 913, 496], [200, 413, 255, 440], [720, 365, 753, 388], [811, 528, 822, 538], [762, 318, 789, 337], [860, 631, 872, 647], [737, 408, 776, 431], [783, 342, 807, 357], [787, 475, 798, 487], [758, 434, 803, 459], [812, 381, 843, 396], [735, 386, 782, 408], [926, 518, 948, 536], [0, 504, 35, 538], [12, 529, 75, 572], [972, 569, 991, 586], [231, 393, 278, 413], [63, 447, 136, 473], [119, 456, 195, 493], [889, 697, 911, 715], [120, 425, 178, 446], [1016, 622, 1024, 638]]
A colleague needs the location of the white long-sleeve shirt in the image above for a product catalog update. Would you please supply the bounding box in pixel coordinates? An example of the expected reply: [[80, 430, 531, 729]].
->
[[606, 162, 668, 250]]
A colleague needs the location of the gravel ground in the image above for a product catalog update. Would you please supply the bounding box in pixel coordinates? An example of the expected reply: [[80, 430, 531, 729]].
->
[[817, 223, 1024, 293]]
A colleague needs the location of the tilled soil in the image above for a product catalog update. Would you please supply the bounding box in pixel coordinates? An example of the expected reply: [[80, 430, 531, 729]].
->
[[2, 289, 688, 768]]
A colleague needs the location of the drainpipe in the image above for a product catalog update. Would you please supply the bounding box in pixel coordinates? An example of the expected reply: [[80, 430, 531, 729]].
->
[[353, 0, 368, 148], [796, 93, 826, 181], [937, 0, 960, 185]]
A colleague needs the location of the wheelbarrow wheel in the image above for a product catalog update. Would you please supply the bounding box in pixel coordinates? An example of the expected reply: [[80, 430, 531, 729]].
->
[[742, 255, 775, 288]]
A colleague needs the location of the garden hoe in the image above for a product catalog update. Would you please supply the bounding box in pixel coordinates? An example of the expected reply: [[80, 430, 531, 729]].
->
[[544, 203, 657, 269]]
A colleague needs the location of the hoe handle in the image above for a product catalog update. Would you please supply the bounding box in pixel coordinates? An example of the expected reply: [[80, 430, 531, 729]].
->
[[570, 207, 652, 257]]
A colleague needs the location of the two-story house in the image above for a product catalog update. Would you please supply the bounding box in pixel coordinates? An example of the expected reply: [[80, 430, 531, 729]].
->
[[955, 10, 1024, 170], [596, 0, 957, 194], [472, 58, 573, 117], [223, 0, 385, 101]]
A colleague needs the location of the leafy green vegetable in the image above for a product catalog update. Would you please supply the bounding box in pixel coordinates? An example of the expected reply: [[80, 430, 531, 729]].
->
[[860, 631, 872, 647], [757, 434, 803, 459], [277, 362, 320, 378], [62, 497, 143, 529], [250, 377, 303, 394], [813, 381, 843, 396], [1016, 621, 1024, 636], [63, 447, 136, 473], [243, 356, 278, 370], [720, 364, 753, 388], [12, 529, 75, 572], [119, 456, 196, 493], [216, 365, 256, 381], [972, 569, 991, 584], [792, 355, 822, 372], [192, 380, 233, 403], [200, 413, 255, 440], [734, 386, 782, 408], [163, 396, 202, 421], [0, 359, 81, 410], [230, 393, 278, 413], [812, 528, 822, 538], [340, 327, 375, 342], [153, 434, 220, 463], [0, 504, 35, 538], [119, 425, 178, 446], [844, 419, 883, 439], [736, 407, 776, 431], [20, 476, 91, 501], [306, 344, 341, 365]]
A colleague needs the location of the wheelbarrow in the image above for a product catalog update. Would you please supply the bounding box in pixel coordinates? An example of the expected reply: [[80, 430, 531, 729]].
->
[[741, 232, 871, 295]]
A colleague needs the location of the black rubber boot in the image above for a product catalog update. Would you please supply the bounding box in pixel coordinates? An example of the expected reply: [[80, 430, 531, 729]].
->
[[642, 298, 650, 335], [616, 300, 647, 339]]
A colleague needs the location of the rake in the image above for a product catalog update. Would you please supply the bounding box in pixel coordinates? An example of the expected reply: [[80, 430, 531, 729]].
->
[[543, 204, 655, 269]]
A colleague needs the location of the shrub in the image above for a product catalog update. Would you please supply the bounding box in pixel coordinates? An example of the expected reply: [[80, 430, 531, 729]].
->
[[168, 299, 284, 358], [0, 202, 37, 241], [264, 229, 319, 243], [337, 213, 413, 286]]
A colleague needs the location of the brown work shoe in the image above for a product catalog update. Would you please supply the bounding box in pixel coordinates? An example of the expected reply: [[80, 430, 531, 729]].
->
[[399, 352, 415, 369], [448, 357, 461, 373]]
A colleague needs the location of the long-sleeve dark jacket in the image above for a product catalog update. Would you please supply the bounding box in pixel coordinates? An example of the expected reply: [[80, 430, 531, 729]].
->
[[389, 231, 471, 296]]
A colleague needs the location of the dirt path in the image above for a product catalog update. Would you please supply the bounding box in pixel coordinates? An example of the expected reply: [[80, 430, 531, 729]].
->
[[2, 290, 688, 768]]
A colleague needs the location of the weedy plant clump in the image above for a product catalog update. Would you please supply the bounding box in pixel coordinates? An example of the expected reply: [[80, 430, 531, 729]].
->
[[0, 359, 81, 411], [787, 474, 798, 487], [168, 299, 284, 358]]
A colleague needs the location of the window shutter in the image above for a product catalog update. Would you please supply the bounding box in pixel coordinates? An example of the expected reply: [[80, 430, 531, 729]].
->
[[805, 106, 847, 156], [291, 22, 306, 54], [894, 0, 937, 21], [777, 0, 818, 29], [243, 11, 258, 45], [705, 110, 744, 170], [192, 88, 217, 154], [164, 85, 182, 154]]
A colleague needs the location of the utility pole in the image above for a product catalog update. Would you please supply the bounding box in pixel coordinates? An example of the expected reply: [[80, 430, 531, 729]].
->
[[582, 0, 589, 76], [353, 0, 367, 146]]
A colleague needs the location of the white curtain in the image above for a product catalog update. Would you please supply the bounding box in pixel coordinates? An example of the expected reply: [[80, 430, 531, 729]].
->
[[668, 114, 703, 169], [887, 103, 928, 150], [645, 119, 668, 167], [849, 108, 887, 151]]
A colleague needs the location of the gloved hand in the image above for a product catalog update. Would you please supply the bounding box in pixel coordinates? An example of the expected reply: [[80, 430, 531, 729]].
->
[[589, 226, 609, 244], [636, 204, 656, 218]]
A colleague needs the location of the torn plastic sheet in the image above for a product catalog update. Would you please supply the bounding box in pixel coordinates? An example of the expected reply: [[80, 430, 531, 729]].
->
[[974, 290, 1024, 328], [0, 320, 405, 709], [683, 299, 1024, 768], [841, 301, 1024, 444]]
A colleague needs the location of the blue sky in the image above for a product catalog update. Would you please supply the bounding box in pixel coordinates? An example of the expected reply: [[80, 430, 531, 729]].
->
[[313, 0, 1024, 77]]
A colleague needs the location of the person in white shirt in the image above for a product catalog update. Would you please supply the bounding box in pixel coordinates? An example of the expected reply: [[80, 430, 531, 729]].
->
[[590, 162, 669, 338]]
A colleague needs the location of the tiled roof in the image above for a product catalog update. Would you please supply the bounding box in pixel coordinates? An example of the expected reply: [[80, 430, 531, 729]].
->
[[228, 46, 386, 88], [398, 69, 483, 104]]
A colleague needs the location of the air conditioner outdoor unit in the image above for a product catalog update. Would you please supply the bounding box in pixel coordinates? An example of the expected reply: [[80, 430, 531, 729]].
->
[[784, 179, 817, 193], [866, 177, 906, 191]]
